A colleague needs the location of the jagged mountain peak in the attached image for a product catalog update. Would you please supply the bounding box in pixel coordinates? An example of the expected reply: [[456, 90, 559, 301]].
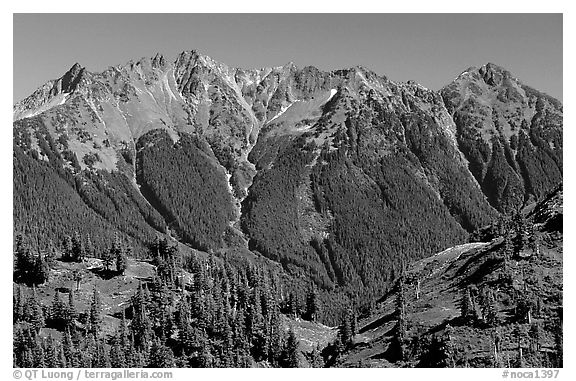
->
[[13, 62, 88, 121], [59, 62, 86, 91], [282, 61, 297, 69], [67, 62, 84, 76], [480, 61, 509, 72], [452, 62, 515, 85], [174, 49, 232, 73], [151, 52, 166, 68], [477, 62, 515, 87], [12, 51, 434, 123], [442, 60, 563, 112], [331, 65, 386, 82], [350, 64, 377, 76]]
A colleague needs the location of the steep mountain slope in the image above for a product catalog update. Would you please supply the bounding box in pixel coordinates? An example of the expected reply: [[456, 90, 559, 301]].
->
[[13, 52, 562, 306], [335, 186, 563, 367], [442, 63, 562, 213]]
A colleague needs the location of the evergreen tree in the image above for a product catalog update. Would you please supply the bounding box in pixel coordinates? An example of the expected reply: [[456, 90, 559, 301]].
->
[[73, 269, 83, 291], [516, 291, 533, 323], [66, 291, 77, 329], [513, 324, 528, 367], [496, 215, 508, 236], [14, 286, 24, 324], [21, 348, 35, 369], [527, 224, 540, 256], [109, 336, 126, 368], [27, 288, 45, 333], [460, 286, 476, 324], [14, 234, 25, 258], [304, 286, 319, 322], [15, 325, 37, 367], [503, 232, 514, 263], [286, 292, 298, 318], [88, 288, 102, 336], [480, 287, 499, 327], [71, 231, 84, 262], [62, 329, 76, 367], [45, 241, 57, 267], [338, 306, 355, 348], [491, 328, 503, 367], [62, 235, 74, 261], [421, 330, 456, 368], [14, 236, 29, 275], [282, 328, 299, 368], [268, 307, 284, 365], [116, 243, 128, 275], [198, 345, 214, 368], [85, 233, 95, 258], [44, 334, 68, 367], [32, 253, 49, 285], [131, 283, 152, 350], [393, 276, 408, 361], [14, 238, 37, 284], [32, 337, 46, 368], [247, 287, 266, 360], [513, 213, 528, 256], [119, 310, 129, 349], [529, 323, 541, 354], [554, 315, 563, 368], [443, 325, 456, 368], [309, 345, 324, 368], [103, 238, 117, 271], [50, 291, 66, 328], [94, 339, 111, 367]]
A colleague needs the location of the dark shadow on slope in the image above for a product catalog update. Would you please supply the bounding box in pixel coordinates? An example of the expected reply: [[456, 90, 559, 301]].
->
[[457, 254, 504, 288], [88, 267, 124, 280], [543, 214, 562, 233], [111, 305, 134, 320], [358, 311, 396, 334], [370, 327, 403, 363]]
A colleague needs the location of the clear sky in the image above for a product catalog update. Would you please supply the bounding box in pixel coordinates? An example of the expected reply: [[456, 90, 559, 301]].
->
[[13, 14, 563, 102]]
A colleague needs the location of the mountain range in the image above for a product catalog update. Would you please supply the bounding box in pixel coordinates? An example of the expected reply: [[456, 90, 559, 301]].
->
[[12, 51, 563, 367]]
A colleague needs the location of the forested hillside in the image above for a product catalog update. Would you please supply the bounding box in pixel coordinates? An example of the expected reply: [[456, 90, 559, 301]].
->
[[333, 187, 563, 368], [13, 236, 330, 367], [13, 118, 166, 254], [136, 130, 236, 251]]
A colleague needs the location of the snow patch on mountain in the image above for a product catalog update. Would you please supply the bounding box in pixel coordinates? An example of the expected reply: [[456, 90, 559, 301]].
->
[[327, 89, 337, 101], [162, 70, 180, 102], [268, 103, 293, 123]]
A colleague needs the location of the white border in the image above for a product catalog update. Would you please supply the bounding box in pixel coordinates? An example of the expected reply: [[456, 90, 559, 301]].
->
[[3, 4, 573, 380]]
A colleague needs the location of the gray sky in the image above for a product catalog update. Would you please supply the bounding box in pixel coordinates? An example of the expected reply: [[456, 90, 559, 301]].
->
[[13, 14, 563, 102]]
